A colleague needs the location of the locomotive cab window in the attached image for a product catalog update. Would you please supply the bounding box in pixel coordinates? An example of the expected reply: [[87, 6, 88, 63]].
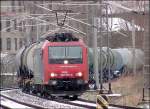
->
[[48, 46, 82, 64]]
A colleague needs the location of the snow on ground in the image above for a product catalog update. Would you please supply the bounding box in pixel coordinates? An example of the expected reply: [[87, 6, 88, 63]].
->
[[1, 96, 31, 109], [0, 52, 8, 58], [1, 89, 85, 109]]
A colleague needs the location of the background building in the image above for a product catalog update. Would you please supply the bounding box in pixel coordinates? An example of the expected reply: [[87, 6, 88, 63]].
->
[[1, 1, 25, 54]]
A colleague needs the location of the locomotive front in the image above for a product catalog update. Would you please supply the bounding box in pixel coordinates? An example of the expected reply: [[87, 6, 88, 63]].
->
[[42, 40, 89, 97]]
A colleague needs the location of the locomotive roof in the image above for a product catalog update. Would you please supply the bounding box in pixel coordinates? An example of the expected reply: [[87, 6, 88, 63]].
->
[[41, 32, 79, 42]]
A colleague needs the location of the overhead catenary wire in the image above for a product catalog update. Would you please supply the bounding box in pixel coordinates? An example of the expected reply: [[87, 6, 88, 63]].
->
[[38, 2, 107, 6], [33, 3, 100, 28], [19, 14, 86, 37], [26, 14, 87, 35]]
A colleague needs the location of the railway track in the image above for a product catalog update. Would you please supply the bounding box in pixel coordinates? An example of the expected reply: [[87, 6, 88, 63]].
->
[[0, 88, 95, 109], [0, 88, 144, 109]]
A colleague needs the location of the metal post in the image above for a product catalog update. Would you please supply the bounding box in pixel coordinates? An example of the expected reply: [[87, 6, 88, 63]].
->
[[142, 88, 145, 101], [21, 20, 24, 32], [37, 23, 39, 42], [132, 19, 136, 74], [25, 19, 31, 45], [105, 4, 112, 94], [86, 4, 90, 45], [99, 5, 103, 93], [93, 17, 99, 89]]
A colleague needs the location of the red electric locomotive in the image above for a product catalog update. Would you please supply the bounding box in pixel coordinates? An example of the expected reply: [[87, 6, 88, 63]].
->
[[16, 33, 89, 99]]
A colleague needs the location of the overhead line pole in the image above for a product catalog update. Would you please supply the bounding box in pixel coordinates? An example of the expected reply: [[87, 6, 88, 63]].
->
[[93, 17, 99, 89], [106, 4, 112, 94], [37, 21, 39, 42], [99, 1, 103, 93], [131, 19, 136, 75]]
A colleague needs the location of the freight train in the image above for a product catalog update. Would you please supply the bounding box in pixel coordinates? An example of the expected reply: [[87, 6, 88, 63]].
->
[[16, 33, 89, 99], [16, 32, 144, 98]]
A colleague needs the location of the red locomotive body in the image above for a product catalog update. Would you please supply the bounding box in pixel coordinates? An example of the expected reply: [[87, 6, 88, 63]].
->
[[42, 40, 89, 95]]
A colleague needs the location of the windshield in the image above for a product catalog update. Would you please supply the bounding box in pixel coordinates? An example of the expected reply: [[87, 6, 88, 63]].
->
[[48, 46, 82, 64]]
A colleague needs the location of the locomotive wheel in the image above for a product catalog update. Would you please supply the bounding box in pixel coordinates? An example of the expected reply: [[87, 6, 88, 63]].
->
[[72, 95, 78, 100], [63, 95, 69, 99], [70, 95, 78, 100], [51, 95, 56, 100], [41, 91, 49, 98]]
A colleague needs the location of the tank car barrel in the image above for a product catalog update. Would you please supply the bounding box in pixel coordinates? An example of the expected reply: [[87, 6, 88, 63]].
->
[[88, 47, 144, 79]]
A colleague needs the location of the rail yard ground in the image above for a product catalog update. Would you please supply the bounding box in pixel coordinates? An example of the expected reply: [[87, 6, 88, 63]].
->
[[80, 71, 148, 107]]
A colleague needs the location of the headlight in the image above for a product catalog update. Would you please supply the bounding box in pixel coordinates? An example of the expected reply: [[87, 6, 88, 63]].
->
[[50, 72, 57, 77], [64, 60, 68, 64], [75, 72, 83, 77]]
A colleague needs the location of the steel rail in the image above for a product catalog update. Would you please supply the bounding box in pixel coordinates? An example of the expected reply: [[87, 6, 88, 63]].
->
[[0, 87, 19, 91]]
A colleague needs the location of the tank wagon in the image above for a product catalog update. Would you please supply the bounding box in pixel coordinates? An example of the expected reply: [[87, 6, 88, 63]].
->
[[88, 47, 144, 82], [16, 33, 89, 99]]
